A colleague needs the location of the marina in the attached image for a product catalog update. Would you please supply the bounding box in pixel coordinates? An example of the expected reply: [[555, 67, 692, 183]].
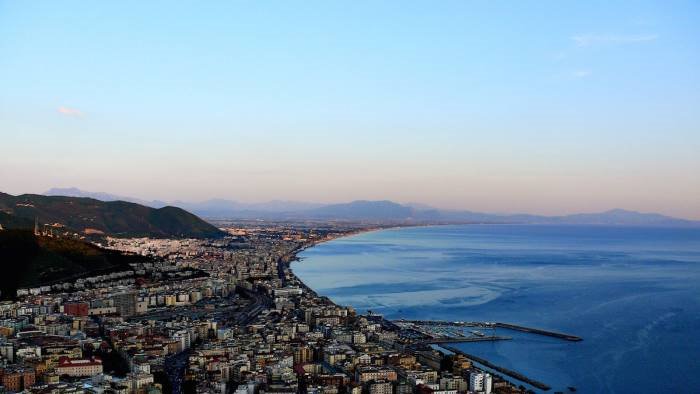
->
[[390, 320, 581, 390], [394, 319, 582, 343]]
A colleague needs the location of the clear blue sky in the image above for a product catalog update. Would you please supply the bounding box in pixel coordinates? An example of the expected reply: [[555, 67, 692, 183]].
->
[[1, 1, 699, 218]]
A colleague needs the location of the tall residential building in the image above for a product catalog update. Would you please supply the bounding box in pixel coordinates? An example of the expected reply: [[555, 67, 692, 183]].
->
[[469, 372, 492, 394], [113, 291, 138, 317]]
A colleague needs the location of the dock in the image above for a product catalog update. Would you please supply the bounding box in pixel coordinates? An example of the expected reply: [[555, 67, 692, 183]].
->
[[495, 322, 582, 342], [423, 335, 512, 344], [388, 318, 583, 391]]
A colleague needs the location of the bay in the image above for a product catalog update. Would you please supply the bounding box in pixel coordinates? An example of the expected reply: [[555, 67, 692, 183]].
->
[[294, 224, 700, 393]]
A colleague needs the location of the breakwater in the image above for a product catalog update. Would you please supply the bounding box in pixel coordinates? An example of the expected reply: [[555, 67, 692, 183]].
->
[[395, 319, 582, 342], [495, 322, 582, 342], [440, 345, 552, 391], [425, 336, 512, 344]]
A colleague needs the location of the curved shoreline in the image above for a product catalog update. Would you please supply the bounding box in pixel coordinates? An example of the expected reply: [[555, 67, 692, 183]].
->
[[282, 223, 585, 393], [285, 225, 412, 299], [284, 225, 552, 390], [286, 222, 489, 302]]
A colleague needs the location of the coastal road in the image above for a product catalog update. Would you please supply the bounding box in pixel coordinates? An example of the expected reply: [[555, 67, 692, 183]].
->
[[164, 349, 191, 394]]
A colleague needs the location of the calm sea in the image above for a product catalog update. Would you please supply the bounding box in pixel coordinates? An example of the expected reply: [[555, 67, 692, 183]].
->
[[294, 225, 700, 393]]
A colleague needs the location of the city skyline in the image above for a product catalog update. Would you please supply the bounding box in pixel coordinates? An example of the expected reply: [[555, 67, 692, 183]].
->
[[2, 1, 699, 219]]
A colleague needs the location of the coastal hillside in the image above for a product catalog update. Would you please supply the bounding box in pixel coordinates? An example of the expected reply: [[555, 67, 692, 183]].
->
[[0, 192, 225, 238], [0, 211, 35, 229], [0, 229, 149, 299]]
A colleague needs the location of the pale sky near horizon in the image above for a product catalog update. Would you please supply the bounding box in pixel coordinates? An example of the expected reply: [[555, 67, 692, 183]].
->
[[1, 1, 699, 219]]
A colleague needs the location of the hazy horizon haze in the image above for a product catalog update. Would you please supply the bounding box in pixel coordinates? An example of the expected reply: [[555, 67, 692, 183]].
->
[[2, 1, 699, 219]]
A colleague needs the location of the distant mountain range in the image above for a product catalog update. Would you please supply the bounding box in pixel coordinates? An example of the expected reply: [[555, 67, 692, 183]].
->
[[45, 187, 324, 214], [294, 201, 700, 226], [0, 192, 225, 238], [40, 187, 700, 227]]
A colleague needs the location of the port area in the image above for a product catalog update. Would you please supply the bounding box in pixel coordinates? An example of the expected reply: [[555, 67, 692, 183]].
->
[[391, 319, 583, 392], [392, 319, 512, 344], [392, 319, 583, 343], [440, 345, 552, 391]]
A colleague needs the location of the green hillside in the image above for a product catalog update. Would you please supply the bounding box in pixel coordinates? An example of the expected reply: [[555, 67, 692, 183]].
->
[[0, 192, 225, 238], [0, 230, 150, 299]]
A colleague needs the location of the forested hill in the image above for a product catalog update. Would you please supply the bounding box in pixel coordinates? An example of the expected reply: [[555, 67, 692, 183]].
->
[[0, 230, 150, 299], [0, 192, 225, 238]]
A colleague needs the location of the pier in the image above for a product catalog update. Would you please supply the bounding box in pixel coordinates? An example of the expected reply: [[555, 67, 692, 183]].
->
[[387, 318, 583, 390], [495, 322, 583, 342], [393, 319, 582, 342], [423, 335, 512, 344], [440, 345, 552, 391]]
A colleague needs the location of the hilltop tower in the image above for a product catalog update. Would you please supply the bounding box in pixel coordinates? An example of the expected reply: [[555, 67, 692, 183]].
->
[[34, 217, 39, 235]]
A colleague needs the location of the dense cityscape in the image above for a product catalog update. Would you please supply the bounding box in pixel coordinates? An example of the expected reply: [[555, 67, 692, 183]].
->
[[0, 220, 552, 394]]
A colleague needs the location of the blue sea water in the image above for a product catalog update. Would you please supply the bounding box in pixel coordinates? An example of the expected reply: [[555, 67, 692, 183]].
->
[[294, 225, 700, 393]]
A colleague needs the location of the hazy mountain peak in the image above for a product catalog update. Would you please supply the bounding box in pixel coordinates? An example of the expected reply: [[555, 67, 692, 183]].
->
[[45, 187, 123, 202], [39, 188, 698, 225]]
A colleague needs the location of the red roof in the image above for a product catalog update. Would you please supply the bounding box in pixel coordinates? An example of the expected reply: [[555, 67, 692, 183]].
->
[[58, 356, 103, 367]]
